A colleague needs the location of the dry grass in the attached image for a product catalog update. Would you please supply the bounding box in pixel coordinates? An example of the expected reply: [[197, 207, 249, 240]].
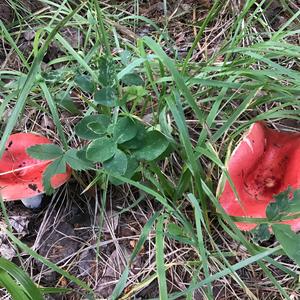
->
[[0, 0, 300, 299]]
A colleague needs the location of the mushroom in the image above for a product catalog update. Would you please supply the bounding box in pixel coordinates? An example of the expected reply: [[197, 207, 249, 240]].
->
[[0, 133, 71, 208], [219, 122, 300, 231]]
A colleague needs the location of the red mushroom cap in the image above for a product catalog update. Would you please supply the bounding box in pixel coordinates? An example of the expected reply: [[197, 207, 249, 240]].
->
[[219, 122, 300, 231], [0, 133, 71, 201]]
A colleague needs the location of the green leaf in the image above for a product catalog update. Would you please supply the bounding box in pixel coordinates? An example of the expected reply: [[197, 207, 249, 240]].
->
[[0, 257, 43, 300], [121, 73, 144, 86], [167, 223, 187, 237], [55, 93, 80, 114], [124, 156, 139, 177], [64, 149, 93, 170], [60, 98, 80, 114], [252, 224, 271, 243], [94, 87, 117, 107], [289, 189, 300, 212], [77, 147, 89, 161], [283, 189, 300, 214], [27, 144, 64, 160], [114, 117, 138, 144], [0, 270, 31, 300], [133, 131, 169, 161], [43, 157, 66, 195], [75, 115, 110, 139], [166, 222, 194, 245], [98, 57, 115, 87], [120, 122, 147, 150], [103, 149, 128, 175], [43, 70, 65, 82], [110, 156, 139, 186], [119, 50, 132, 65], [124, 86, 147, 101], [86, 137, 117, 163], [87, 121, 109, 135], [74, 75, 95, 93], [266, 188, 300, 221], [272, 224, 300, 266]]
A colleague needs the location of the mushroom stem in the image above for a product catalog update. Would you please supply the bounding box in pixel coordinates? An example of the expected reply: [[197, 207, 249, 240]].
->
[[21, 195, 43, 208]]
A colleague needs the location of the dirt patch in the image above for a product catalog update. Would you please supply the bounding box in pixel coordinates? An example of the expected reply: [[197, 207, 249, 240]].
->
[[0, 1, 14, 24], [0, 0, 44, 24]]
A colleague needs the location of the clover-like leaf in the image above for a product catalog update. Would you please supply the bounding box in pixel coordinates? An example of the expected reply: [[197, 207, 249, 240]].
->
[[266, 188, 300, 221], [272, 224, 300, 266], [74, 75, 95, 93], [119, 50, 132, 65], [42, 157, 66, 195], [103, 149, 128, 175], [55, 93, 80, 114], [120, 122, 147, 150], [114, 117, 138, 144], [75, 115, 110, 139], [98, 57, 115, 87], [124, 86, 147, 101], [121, 73, 144, 86], [167, 223, 194, 245], [252, 224, 271, 243], [27, 144, 63, 160], [133, 131, 169, 161], [94, 87, 117, 107], [64, 149, 93, 170], [109, 156, 139, 186], [86, 137, 117, 163], [87, 121, 109, 135]]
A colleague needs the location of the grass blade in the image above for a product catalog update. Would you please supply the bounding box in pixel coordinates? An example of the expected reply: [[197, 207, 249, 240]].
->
[[156, 215, 168, 300], [0, 257, 43, 300], [0, 4, 83, 158]]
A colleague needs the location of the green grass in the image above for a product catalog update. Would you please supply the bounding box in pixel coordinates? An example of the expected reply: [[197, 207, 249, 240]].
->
[[0, 0, 300, 299]]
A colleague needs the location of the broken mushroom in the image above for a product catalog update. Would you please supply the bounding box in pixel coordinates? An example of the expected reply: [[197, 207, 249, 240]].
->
[[0, 133, 71, 208], [219, 122, 300, 231]]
